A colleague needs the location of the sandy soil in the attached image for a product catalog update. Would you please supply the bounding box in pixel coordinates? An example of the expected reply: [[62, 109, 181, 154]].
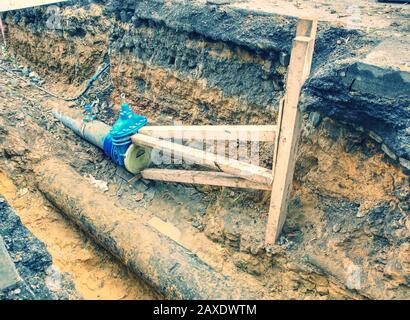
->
[[0, 171, 158, 300]]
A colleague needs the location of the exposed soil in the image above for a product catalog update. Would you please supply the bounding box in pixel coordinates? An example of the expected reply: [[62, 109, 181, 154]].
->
[[0, 171, 158, 300], [1, 48, 409, 299], [0, 64, 277, 299], [0, 58, 329, 300], [0, 194, 80, 300], [0, 63, 158, 299], [0, 0, 409, 300]]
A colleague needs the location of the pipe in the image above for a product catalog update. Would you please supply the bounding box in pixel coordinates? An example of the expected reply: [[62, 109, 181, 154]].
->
[[34, 158, 257, 300], [53, 109, 111, 149], [54, 107, 151, 173]]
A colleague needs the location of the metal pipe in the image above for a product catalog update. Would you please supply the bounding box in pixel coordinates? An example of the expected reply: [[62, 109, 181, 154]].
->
[[53, 109, 151, 174], [53, 109, 111, 150]]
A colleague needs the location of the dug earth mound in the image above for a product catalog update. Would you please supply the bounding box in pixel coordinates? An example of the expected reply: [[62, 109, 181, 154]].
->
[[0, 0, 409, 299]]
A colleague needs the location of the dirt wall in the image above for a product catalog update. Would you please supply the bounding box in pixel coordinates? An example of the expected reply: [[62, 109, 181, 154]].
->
[[1, 0, 409, 300]]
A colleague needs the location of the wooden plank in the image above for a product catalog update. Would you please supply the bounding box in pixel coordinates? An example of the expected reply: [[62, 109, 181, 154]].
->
[[131, 133, 274, 185], [0, 17, 6, 46], [296, 18, 318, 80], [139, 125, 278, 142], [265, 19, 318, 246], [141, 169, 272, 191]]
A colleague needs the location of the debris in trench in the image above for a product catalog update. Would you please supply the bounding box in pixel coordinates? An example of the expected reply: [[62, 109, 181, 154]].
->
[[17, 188, 28, 197], [135, 192, 144, 202], [86, 174, 109, 193]]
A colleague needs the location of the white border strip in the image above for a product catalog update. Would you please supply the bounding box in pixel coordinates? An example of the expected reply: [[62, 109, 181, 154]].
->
[[0, 0, 67, 13]]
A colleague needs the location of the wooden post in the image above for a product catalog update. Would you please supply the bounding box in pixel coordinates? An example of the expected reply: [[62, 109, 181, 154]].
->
[[265, 18, 317, 246], [0, 17, 6, 46]]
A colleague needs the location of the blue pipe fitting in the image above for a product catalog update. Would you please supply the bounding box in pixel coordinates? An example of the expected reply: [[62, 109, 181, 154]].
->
[[103, 103, 147, 167]]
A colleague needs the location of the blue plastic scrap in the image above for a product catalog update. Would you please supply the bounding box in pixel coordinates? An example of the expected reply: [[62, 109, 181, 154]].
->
[[83, 103, 96, 122], [103, 103, 148, 167]]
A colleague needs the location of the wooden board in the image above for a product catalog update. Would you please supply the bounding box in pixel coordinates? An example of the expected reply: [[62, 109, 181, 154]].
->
[[139, 125, 277, 142], [141, 169, 272, 190], [132, 133, 274, 185], [265, 18, 318, 246]]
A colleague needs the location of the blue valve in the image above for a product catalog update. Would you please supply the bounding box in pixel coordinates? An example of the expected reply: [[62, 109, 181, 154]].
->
[[103, 103, 147, 167]]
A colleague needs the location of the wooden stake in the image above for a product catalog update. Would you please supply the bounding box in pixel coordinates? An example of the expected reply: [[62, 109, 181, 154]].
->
[[131, 134, 274, 185], [265, 19, 317, 246], [141, 169, 272, 191], [139, 125, 277, 142]]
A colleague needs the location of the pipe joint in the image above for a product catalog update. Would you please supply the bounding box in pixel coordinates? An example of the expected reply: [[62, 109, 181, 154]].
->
[[103, 103, 148, 167]]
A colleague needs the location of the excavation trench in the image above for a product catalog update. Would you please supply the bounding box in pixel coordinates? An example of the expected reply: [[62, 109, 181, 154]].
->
[[1, 0, 409, 300], [0, 171, 158, 300]]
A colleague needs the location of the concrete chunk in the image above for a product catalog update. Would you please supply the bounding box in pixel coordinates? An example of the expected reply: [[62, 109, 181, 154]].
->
[[382, 144, 398, 161]]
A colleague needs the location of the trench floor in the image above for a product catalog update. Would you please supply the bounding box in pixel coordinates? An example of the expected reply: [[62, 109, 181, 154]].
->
[[0, 171, 159, 300]]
